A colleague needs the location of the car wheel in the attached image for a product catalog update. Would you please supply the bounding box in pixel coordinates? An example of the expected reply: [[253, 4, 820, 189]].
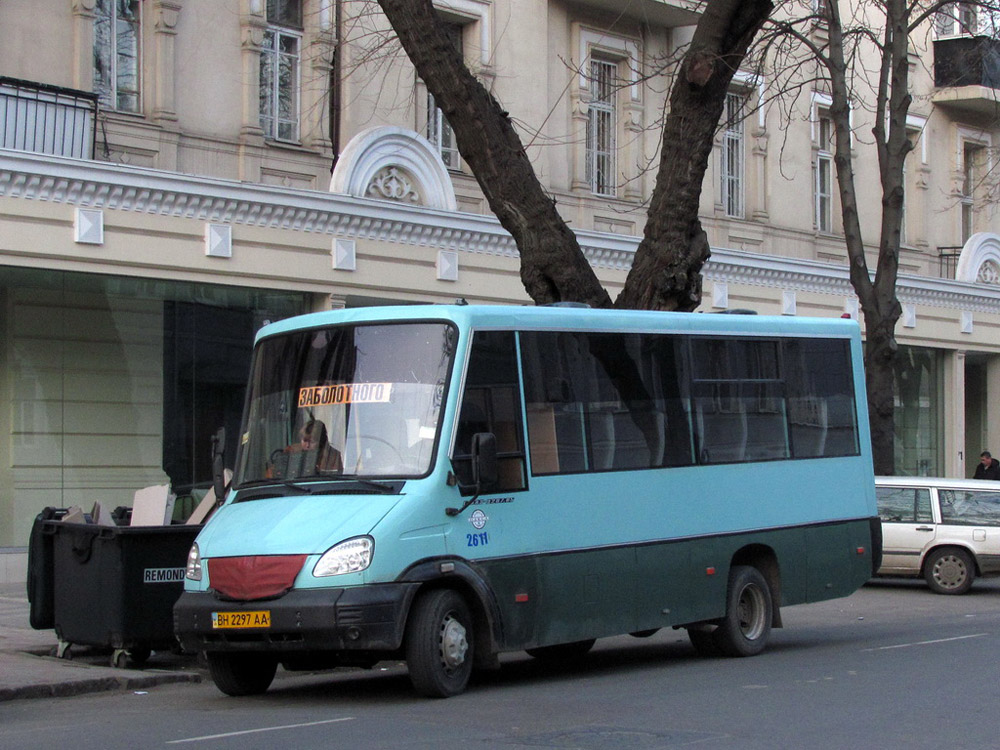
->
[[713, 565, 773, 657], [207, 652, 278, 696], [924, 547, 975, 595], [405, 589, 474, 698]]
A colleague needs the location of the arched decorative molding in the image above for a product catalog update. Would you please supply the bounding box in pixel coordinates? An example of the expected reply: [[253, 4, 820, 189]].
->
[[956, 232, 1000, 284], [330, 126, 457, 211]]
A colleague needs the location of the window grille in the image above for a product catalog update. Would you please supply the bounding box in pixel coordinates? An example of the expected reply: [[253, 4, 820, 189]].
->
[[721, 92, 746, 218], [586, 59, 618, 197]]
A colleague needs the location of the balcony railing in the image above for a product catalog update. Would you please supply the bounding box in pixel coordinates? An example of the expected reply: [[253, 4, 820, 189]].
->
[[933, 36, 1000, 88], [939, 247, 963, 280], [0, 77, 98, 160]]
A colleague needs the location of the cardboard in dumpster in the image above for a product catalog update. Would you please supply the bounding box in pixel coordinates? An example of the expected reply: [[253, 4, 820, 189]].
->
[[130, 484, 176, 526], [90, 501, 116, 526], [186, 470, 230, 526], [61, 506, 87, 524]]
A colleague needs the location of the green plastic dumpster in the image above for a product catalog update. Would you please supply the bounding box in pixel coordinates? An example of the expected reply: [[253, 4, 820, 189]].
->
[[42, 520, 200, 668]]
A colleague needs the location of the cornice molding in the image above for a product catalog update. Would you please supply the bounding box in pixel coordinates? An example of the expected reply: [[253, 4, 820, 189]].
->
[[4, 149, 1000, 314]]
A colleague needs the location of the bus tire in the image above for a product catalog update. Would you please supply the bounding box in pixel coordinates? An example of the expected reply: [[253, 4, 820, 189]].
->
[[405, 589, 474, 698], [714, 565, 772, 657], [207, 652, 278, 696], [924, 547, 975, 595], [525, 639, 596, 661]]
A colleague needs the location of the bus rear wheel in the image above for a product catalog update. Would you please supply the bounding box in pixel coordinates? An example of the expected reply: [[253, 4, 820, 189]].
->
[[713, 565, 772, 657], [405, 589, 474, 698]]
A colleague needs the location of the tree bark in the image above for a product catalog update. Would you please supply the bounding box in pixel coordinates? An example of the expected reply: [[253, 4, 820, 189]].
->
[[824, 0, 908, 474], [617, 0, 773, 311], [377, 0, 612, 308]]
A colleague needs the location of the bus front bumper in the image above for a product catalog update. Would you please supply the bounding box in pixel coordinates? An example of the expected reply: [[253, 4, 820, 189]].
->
[[173, 583, 419, 654]]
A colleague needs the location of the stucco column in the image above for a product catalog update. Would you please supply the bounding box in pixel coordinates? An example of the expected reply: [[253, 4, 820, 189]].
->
[[240, 1, 266, 137], [985, 356, 1000, 461], [238, 0, 267, 182], [944, 349, 967, 477], [152, 0, 182, 123], [71, 0, 98, 93], [0, 285, 12, 547]]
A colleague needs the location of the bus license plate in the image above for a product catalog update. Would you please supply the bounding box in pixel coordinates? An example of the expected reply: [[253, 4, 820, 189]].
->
[[212, 610, 271, 629]]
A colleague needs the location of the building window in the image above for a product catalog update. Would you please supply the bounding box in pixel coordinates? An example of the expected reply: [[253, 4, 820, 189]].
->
[[426, 23, 463, 171], [893, 345, 943, 476], [586, 58, 618, 197], [935, 3, 979, 36], [900, 158, 908, 246], [815, 113, 834, 233], [260, 0, 302, 142], [721, 92, 746, 218], [93, 0, 141, 113], [961, 141, 984, 243]]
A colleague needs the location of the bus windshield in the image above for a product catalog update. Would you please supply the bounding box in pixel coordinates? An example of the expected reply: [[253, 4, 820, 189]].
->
[[234, 322, 455, 486]]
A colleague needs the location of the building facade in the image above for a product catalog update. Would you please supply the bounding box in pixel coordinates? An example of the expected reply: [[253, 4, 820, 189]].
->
[[3, 0, 1000, 579]]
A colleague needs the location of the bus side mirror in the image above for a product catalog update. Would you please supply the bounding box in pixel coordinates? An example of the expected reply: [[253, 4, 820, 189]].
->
[[471, 432, 499, 491], [211, 427, 229, 504]]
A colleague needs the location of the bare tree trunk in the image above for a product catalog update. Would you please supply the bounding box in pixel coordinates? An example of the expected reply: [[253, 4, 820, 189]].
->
[[825, 0, 909, 474], [377, 0, 612, 308], [378, 0, 773, 313], [617, 0, 772, 311]]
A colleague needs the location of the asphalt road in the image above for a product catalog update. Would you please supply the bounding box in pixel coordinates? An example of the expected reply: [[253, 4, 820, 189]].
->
[[2, 577, 998, 750]]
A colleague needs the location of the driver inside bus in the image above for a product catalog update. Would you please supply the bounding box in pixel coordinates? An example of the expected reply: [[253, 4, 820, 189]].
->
[[272, 419, 343, 477]]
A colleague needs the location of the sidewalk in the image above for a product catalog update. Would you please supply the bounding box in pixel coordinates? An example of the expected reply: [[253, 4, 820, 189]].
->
[[0, 582, 202, 702]]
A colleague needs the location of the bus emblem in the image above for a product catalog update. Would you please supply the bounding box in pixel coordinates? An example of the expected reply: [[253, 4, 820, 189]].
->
[[469, 509, 488, 529]]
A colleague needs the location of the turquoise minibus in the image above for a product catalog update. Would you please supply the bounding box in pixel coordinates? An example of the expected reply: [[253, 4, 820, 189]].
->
[[174, 304, 881, 697]]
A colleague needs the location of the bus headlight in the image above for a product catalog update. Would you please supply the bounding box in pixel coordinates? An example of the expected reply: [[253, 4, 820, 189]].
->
[[313, 536, 374, 577], [185, 542, 202, 581]]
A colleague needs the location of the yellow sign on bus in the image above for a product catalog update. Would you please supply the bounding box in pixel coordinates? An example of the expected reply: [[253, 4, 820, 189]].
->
[[298, 382, 392, 407]]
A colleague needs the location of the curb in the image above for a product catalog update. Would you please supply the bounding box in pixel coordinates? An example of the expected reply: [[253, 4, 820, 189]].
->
[[0, 669, 202, 702]]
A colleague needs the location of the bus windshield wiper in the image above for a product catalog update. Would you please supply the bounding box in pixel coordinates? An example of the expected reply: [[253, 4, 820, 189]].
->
[[350, 478, 398, 494], [281, 481, 315, 495]]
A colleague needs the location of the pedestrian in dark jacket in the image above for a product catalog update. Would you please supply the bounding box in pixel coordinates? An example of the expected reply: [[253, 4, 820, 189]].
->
[[974, 451, 1000, 480]]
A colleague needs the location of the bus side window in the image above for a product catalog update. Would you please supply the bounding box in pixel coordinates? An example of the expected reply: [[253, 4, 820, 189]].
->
[[521, 331, 694, 475], [453, 331, 526, 495]]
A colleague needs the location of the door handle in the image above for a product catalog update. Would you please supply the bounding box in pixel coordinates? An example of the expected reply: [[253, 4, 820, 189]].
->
[[916, 526, 934, 532]]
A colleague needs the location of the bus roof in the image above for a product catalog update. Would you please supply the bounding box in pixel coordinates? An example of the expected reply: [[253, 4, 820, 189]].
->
[[256, 304, 861, 344]]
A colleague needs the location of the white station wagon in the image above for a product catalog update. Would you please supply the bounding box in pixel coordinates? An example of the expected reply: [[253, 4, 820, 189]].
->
[[875, 476, 1000, 594]]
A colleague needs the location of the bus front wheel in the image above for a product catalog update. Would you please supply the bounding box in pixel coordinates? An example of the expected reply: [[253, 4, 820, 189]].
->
[[405, 589, 474, 698], [714, 565, 772, 657], [207, 652, 278, 696]]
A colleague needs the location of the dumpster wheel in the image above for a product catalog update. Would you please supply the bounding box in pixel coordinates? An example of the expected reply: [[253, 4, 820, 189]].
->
[[112, 645, 151, 669]]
